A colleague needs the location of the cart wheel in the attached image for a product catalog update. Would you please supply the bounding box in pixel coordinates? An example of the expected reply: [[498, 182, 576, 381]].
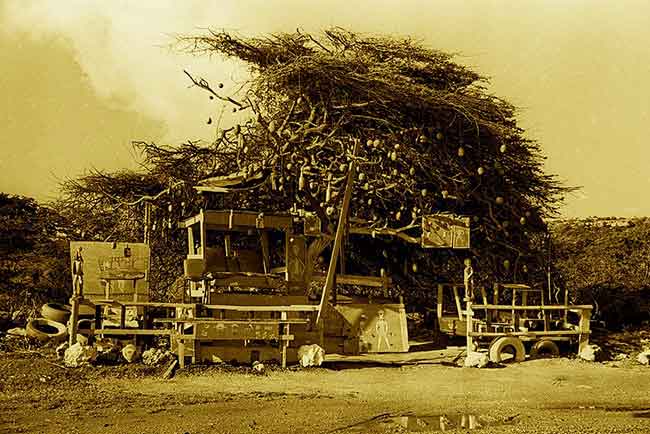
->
[[489, 336, 525, 363], [530, 339, 560, 359]]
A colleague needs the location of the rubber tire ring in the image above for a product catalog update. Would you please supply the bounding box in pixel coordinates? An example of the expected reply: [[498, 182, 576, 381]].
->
[[489, 336, 526, 363], [530, 339, 560, 359], [40, 303, 71, 324], [26, 318, 68, 342]]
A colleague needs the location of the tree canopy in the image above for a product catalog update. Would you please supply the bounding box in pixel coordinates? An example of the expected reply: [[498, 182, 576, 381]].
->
[[58, 29, 572, 303]]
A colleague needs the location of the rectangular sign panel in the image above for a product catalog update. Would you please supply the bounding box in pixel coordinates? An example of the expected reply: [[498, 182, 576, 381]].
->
[[421, 214, 470, 249]]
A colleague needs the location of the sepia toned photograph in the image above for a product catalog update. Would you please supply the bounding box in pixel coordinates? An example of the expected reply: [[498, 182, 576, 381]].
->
[[1, 1, 649, 433]]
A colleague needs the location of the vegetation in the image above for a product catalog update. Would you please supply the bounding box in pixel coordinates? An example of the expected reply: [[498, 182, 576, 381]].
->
[[57, 29, 573, 304]]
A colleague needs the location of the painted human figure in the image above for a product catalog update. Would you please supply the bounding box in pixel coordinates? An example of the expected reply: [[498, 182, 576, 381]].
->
[[375, 310, 390, 352], [72, 246, 84, 297], [463, 258, 474, 302]]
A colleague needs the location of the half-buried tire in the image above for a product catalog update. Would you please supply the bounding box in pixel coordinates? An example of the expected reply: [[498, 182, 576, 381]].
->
[[40, 303, 71, 324], [489, 336, 526, 363], [26, 318, 68, 342], [530, 339, 560, 359]]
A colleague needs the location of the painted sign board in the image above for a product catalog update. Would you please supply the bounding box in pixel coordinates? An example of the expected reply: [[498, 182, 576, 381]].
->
[[195, 322, 280, 340], [421, 214, 470, 249], [69, 241, 150, 301]]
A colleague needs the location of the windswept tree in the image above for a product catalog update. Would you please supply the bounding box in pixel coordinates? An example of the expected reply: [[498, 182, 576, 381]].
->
[[59, 29, 571, 303]]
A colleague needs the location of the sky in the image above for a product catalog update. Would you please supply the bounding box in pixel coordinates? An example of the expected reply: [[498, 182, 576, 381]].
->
[[0, 0, 648, 217]]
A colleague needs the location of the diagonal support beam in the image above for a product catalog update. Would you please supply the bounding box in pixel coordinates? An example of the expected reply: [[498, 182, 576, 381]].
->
[[316, 140, 359, 325]]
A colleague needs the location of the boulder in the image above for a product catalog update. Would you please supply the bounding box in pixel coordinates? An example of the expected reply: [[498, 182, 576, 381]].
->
[[121, 344, 138, 363], [578, 344, 603, 362], [297, 344, 325, 367], [636, 351, 650, 366], [252, 360, 265, 373], [463, 351, 489, 368], [56, 342, 69, 359], [64, 342, 97, 367], [142, 348, 173, 366]]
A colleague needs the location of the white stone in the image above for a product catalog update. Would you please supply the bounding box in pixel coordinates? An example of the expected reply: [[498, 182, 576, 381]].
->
[[297, 344, 325, 367], [578, 344, 602, 362], [6, 327, 26, 337], [252, 361, 265, 373], [463, 351, 489, 368], [121, 344, 138, 363], [64, 343, 97, 367], [636, 351, 650, 366]]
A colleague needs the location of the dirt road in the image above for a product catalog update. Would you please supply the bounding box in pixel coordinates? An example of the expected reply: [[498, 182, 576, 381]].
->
[[1, 353, 649, 434]]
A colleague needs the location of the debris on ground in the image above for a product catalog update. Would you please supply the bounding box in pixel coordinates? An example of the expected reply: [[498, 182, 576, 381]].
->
[[161, 359, 178, 379], [56, 342, 69, 359], [121, 344, 138, 363], [298, 344, 325, 367], [579, 344, 603, 362], [463, 351, 489, 368], [7, 327, 26, 337], [141, 348, 174, 366], [64, 342, 97, 367], [636, 350, 650, 366], [252, 361, 265, 374]]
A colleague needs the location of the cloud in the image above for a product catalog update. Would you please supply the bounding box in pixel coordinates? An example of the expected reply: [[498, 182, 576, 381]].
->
[[1, 0, 246, 143]]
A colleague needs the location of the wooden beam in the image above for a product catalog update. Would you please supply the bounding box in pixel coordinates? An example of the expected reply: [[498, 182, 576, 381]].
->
[[469, 330, 588, 337], [311, 273, 390, 288], [317, 140, 359, 325], [260, 231, 270, 274], [472, 304, 593, 311]]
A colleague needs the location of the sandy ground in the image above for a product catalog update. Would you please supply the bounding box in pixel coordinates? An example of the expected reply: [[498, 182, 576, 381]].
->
[[1, 349, 650, 434]]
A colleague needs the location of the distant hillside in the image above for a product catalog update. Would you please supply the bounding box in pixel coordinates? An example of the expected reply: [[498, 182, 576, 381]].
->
[[550, 217, 650, 328]]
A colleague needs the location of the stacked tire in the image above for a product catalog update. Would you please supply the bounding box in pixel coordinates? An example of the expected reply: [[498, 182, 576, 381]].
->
[[24, 303, 72, 343]]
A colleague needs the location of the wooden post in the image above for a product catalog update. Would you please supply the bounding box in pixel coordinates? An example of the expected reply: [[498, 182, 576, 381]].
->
[[281, 311, 289, 368], [436, 284, 443, 323], [465, 300, 474, 355], [68, 296, 80, 346], [316, 140, 359, 326], [578, 308, 592, 354], [260, 231, 270, 274], [452, 285, 463, 320]]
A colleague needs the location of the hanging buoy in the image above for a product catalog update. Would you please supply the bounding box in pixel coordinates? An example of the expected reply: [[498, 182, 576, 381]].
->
[[500, 144, 507, 153], [477, 166, 485, 175], [495, 196, 505, 205], [458, 147, 465, 157]]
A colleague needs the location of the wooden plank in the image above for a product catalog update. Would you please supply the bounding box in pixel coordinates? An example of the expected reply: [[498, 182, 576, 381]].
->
[[201, 210, 292, 230], [90, 328, 172, 336], [317, 140, 360, 325], [203, 304, 319, 312], [469, 330, 588, 337], [311, 273, 390, 288], [155, 319, 308, 325], [472, 304, 593, 311]]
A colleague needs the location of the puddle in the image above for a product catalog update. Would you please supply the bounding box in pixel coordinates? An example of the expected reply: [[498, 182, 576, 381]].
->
[[345, 413, 510, 432]]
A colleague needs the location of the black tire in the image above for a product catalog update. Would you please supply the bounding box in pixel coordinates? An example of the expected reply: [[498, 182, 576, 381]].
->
[[26, 318, 68, 342], [40, 303, 71, 324], [489, 336, 526, 363], [530, 339, 560, 359]]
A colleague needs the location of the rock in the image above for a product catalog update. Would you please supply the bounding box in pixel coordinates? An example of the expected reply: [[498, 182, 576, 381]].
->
[[56, 342, 69, 359], [578, 344, 603, 362], [6, 327, 26, 337], [297, 344, 325, 367], [252, 361, 265, 373], [64, 343, 97, 367], [614, 353, 629, 361], [142, 348, 173, 366], [76, 334, 88, 346], [121, 344, 138, 363], [463, 351, 489, 368], [636, 351, 650, 366]]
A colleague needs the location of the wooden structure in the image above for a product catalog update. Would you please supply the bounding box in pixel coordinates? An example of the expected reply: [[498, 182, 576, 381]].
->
[[436, 282, 592, 361]]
